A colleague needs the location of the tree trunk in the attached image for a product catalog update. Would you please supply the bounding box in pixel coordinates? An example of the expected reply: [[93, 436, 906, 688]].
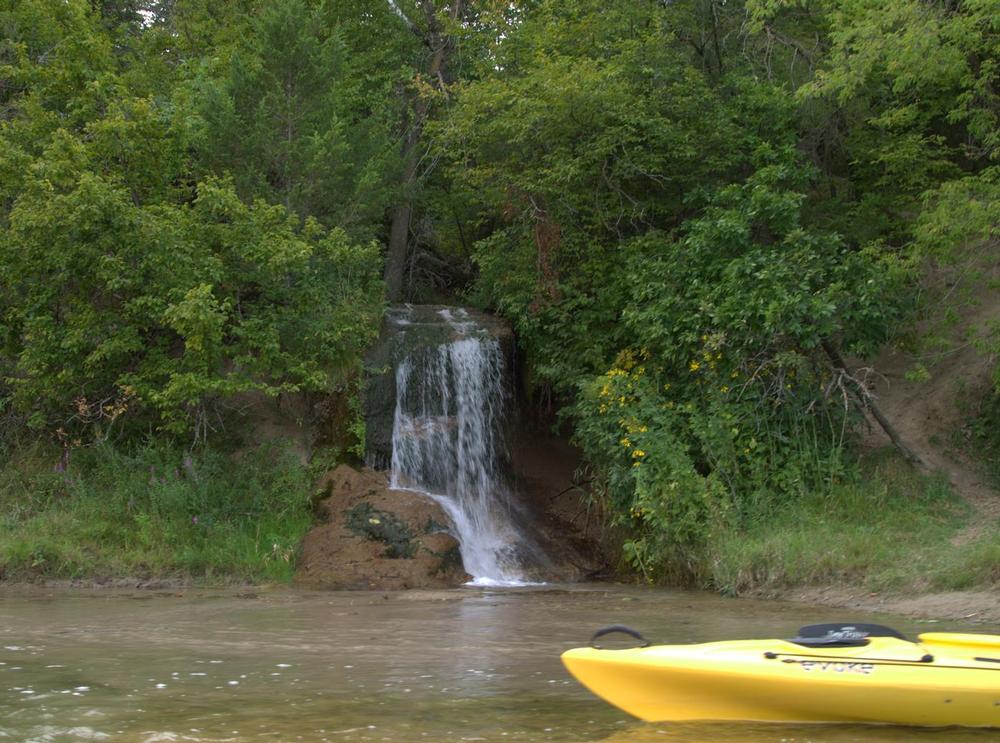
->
[[384, 0, 465, 302], [385, 126, 420, 302]]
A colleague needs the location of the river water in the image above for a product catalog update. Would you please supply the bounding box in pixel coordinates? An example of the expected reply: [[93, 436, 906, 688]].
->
[[1, 585, 996, 743]]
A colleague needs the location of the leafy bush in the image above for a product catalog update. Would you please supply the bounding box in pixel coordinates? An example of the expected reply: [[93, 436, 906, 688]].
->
[[0, 168, 383, 438]]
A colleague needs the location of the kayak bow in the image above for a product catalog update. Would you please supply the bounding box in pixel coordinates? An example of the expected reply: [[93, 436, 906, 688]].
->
[[561, 623, 1000, 727]]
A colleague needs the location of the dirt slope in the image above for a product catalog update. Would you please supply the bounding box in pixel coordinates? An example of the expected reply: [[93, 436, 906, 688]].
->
[[860, 267, 1000, 539], [807, 262, 1000, 621]]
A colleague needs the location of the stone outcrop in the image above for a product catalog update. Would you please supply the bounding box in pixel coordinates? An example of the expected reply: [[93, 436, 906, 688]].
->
[[355, 303, 612, 584], [362, 305, 515, 469], [295, 465, 468, 590]]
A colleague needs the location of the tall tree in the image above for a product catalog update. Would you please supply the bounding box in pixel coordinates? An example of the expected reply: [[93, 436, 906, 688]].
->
[[0, 0, 384, 439], [182, 0, 397, 240], [383, 0, 468, 301]]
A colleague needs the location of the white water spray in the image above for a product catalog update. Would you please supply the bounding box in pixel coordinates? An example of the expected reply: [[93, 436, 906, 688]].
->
[[389, 308, 539, 585]]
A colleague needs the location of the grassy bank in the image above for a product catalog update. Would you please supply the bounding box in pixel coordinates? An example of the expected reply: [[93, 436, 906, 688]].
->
[[705, 449, 999, 596], [1, 439, 996, 596], [0, 441, 315, 584]]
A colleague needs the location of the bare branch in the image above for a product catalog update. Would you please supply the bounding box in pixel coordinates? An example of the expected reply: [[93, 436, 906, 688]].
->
[[386, 0, 417, 32], [821, 340, 926, 468]]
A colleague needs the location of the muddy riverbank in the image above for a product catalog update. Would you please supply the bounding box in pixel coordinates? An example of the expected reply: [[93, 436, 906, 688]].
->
[[7, 577, 1000, 624]]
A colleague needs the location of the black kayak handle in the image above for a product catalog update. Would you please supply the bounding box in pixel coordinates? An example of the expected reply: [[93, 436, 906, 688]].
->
[[589, 625, 651, 649]]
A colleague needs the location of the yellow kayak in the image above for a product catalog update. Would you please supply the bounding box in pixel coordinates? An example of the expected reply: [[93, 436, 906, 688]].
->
[[561, 623, 1000, 727]]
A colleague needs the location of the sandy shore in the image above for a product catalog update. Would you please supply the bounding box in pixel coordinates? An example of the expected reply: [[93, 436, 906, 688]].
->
[[4, 578, 998, 625], [767, 586, 1000, 624]]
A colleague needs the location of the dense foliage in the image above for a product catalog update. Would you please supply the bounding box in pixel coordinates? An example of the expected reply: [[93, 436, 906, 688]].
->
[[1, 0, 997, 582], [0, 0, 386, 441]]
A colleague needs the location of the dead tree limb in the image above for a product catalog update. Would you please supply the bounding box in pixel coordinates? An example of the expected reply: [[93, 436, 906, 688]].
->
[[821, 340, 926, 468]]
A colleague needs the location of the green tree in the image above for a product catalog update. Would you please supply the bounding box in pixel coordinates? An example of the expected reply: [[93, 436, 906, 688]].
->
[[182, 0, 397, 240], [432, 0, 910, 577], [797, 0, 998, 243], [0, 0, 383, 440], [433, 0, 757, 384]]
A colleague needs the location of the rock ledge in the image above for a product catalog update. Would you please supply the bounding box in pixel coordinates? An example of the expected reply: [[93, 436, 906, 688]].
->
[[295, 465, 468, 590]]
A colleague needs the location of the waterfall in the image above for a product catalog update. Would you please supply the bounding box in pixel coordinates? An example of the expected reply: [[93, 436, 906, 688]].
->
[[387, 307, 540, 586]]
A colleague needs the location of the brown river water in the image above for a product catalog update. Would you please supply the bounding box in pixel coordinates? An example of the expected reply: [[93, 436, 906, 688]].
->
[[1, 585, 997, 743]]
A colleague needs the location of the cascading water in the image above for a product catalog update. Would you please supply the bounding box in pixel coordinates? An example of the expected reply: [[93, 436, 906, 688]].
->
[[388, 307, 541, 586]]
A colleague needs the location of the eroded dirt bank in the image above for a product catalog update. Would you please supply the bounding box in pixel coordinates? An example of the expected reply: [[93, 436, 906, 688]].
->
[[293, 457, 610, 589], [821, 262, 1000, 623], [294, 465, 468, 590]]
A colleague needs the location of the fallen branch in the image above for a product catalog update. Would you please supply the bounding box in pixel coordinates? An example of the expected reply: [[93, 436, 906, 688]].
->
[[820, 340, 926, 468]]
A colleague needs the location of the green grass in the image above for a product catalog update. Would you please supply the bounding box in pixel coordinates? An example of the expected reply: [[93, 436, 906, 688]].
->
[[925, 530, 1000, 591], [703, 449, 997, 595], [0, 440, 315, 583], [3, 438, 996, 595]]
